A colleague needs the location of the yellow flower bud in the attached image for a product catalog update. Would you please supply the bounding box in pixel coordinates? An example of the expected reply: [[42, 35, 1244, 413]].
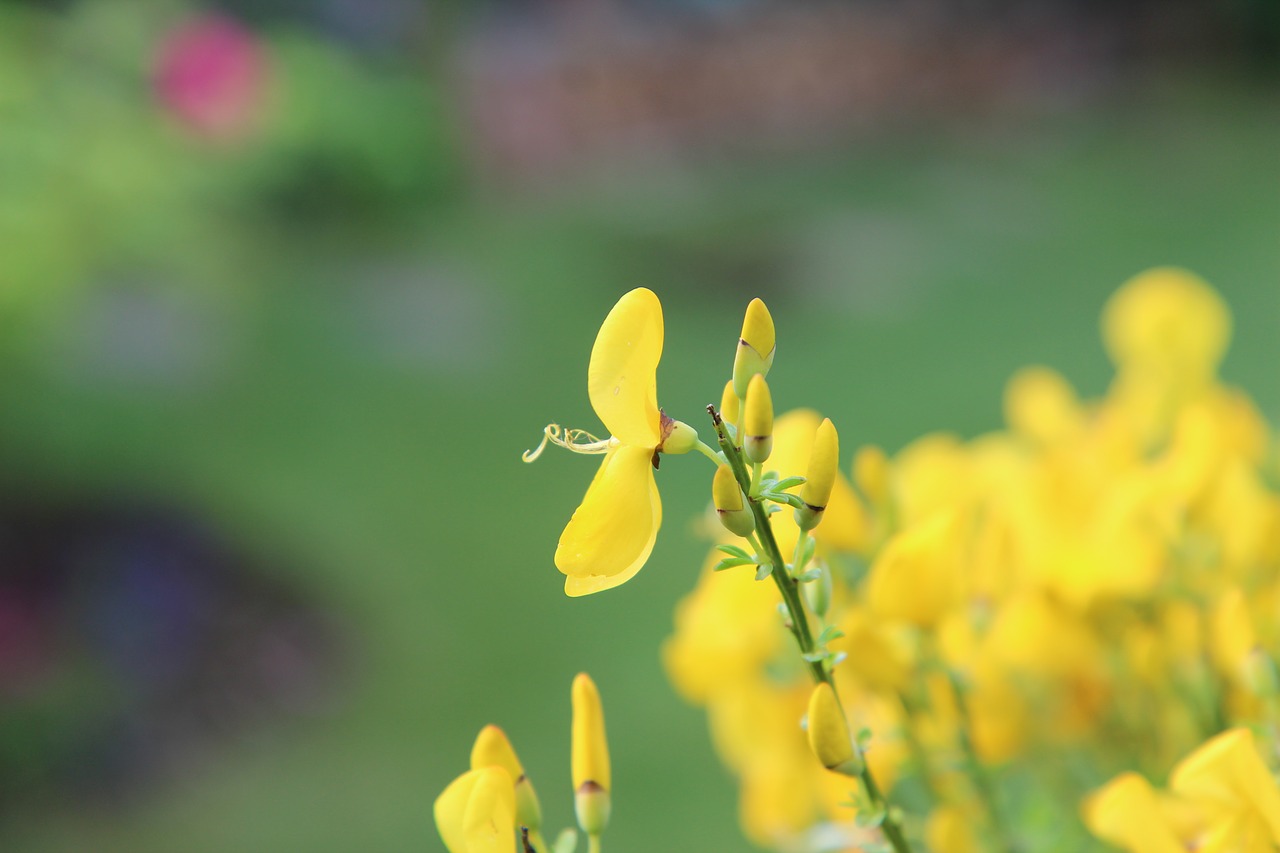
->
[[719, 380, 740, 430], [743, 374, 773, 464], [571, 673, 611, 837], [713, 463, 754, 537], [471, 725, 542, 834], [434, 766, 517, 853], [732, 298, 776, 397], [806, 682, 862, 776], [796, 418, 838, 531]]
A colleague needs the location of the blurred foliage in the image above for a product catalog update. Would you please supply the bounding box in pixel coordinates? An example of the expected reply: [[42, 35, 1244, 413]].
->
[[0, 0, 460, 332]]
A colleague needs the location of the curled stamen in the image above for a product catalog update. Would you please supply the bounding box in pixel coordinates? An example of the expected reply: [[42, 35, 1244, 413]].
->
[[522, 424, 616, 462]]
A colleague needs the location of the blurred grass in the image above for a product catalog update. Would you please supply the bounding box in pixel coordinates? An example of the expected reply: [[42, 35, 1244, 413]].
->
[[0, 76, 1277, 852]]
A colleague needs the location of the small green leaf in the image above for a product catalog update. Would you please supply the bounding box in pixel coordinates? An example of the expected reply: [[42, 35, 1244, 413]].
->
[[801, 651, 825, 663], [800, 536, 817, 566], [714, 556, 757, 571], [855, 804, 886, 828], [772, 475, 807, 491], [716, 544, 751, 558], [817, 626, 846, 645], [798, 568, 823, 582], [754, 562, 774, 581], [766, 492, 805, 509]]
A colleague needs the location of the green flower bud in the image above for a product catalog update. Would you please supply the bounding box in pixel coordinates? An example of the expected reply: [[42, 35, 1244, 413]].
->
[[660, 416, 698, 456], [575, 783, 611, 838], [732, 298, 776, 397], [743, 374, 773, 464], [806, 682, 863, 777], [713, 464, 754, 537], [797, 418, 839, 532]]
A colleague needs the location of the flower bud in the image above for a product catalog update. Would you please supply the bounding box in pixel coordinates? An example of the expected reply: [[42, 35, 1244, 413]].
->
[[732, 298, 776, 397], [796, 418, 838, 531], [719, 380, 740, 430], [806, 682, 863, 777], [743, 374, 773, 464], [660, 417, 698, 456], [713, 464, 754, 537], [471, 725, 542, 833], [572, 673, 611, 837]]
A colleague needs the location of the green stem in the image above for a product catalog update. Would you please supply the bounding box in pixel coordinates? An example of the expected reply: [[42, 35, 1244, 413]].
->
[[706, 405, 914, 853], [694, 439, 724, 466], [587, 834, 601, 853], [793, 533, 811, 579], [938, 662, 1018, 853]]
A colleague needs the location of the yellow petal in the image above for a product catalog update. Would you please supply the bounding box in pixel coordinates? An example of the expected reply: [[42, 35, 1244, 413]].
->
[[471, 725, 524, 779], [435, 767, 516, 853], [464, 767, 517, 853], [435, 769, 482, 853], [1083, 772, 1185, 853], [588, 288, 663, 448], [1171, 728, 1280, 843], [557, 445, 661, 596]]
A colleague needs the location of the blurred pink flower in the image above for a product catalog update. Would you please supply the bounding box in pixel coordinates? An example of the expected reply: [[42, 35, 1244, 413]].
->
[[153, 14, 267, 141]]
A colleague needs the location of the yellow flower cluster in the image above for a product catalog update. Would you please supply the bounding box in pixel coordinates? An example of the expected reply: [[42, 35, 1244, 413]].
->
[[662, 268, 1280, 850]]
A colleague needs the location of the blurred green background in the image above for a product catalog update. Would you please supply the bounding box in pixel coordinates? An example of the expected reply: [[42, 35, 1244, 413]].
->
[[0, 0, 1277, 851]]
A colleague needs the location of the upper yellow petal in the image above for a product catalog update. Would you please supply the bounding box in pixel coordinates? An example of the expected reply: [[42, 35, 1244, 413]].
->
[[556, 445, 661, 596], [588, 288, 663, 448]]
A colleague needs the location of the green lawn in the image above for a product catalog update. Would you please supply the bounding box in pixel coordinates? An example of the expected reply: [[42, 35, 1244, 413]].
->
[[0, 75, 1277, 852]]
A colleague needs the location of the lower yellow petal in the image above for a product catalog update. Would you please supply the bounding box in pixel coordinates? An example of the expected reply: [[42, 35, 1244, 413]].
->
[[435, 767, 516, 853], [556, 445, 661, 596]]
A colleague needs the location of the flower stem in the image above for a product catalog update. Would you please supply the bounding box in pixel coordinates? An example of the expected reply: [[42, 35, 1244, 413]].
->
[[694, 439, 724, 466], [706, 405, 914, 853], [938, 662, 1019, 853], [587, 835, 602, 853]]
